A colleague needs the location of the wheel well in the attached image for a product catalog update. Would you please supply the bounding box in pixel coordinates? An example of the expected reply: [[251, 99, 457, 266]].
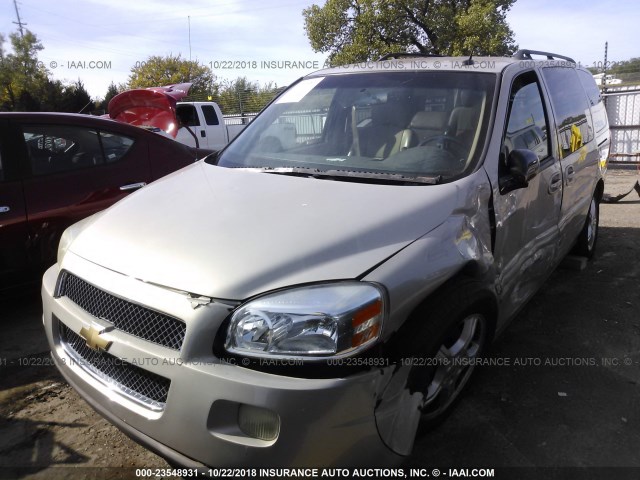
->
[[595, 179, 605, 203], [422, 273, 498, 338], [384, 272, 498, 359]]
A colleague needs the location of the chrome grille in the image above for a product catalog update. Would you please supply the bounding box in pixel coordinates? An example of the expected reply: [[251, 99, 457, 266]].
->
[[57, 271, 186, 350], [59, 322, 170, 409]]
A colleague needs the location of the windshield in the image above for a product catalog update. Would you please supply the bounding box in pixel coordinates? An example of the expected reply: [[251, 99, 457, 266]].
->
[[213, 71, 496, 182]]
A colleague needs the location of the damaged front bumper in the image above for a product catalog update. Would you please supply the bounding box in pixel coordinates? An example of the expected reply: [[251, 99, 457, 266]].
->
[[42, 257, 402, 467]]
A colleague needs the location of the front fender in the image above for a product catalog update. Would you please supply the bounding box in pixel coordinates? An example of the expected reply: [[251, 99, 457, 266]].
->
[[362, 172, 496, 456]]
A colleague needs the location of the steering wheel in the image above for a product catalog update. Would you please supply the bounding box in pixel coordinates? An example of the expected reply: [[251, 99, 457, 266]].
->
[[419, 135, 468, 161]]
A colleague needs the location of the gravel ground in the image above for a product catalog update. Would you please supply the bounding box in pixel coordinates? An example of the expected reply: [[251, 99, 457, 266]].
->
[[1, 167, 639, 479]]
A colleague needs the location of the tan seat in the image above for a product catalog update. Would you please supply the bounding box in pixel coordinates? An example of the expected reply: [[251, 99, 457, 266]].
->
[[358, 103, 415, 158], [409, 111, 448, 144], [446, 90, 483, 146]]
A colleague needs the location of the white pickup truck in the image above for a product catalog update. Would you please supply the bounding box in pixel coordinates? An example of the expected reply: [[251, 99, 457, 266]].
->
[[175, 102, 250, 150]]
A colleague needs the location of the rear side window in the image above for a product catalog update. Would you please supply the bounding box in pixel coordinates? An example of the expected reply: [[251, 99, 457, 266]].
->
[[201, 105, 220, 125], [22, 125, 134, 176], [100, 132, 134, 164], [577, 69, 608, 134], [541, 67, 594, 156], [578, 70, 602, 106], [23, 125, 104, 176]]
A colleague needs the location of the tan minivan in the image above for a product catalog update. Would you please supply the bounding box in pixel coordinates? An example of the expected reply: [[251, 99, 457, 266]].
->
[[43, 50, 609, 467]]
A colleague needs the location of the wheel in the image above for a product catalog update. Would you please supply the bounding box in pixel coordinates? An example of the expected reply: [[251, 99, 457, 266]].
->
[[572, 194, 599, 258], [404, 280, 493, 429], [419, 134, 468, 159], [420, 312, 487, 423]]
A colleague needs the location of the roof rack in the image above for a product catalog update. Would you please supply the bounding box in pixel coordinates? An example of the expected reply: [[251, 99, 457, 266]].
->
[[377, 52, 442, 61], [513, 49, 576, 64]]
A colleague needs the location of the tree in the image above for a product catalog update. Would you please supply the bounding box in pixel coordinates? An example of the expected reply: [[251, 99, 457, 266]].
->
[[127, 54, 215, 98], [96, 81, 121, 112], [39, 78, 66, 111], [303, 0, 517, 66], [0, 29, 54, 111], [0, 33, 8, 108], [104, 81, 120, 104], [60, 80, 93, 113]]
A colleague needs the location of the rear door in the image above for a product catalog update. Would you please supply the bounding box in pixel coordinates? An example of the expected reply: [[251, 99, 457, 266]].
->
[[18, 121, 151, 267], [0, 119, 29, 286], [200, 104, 228, 150], [540, 67, 600, 255]]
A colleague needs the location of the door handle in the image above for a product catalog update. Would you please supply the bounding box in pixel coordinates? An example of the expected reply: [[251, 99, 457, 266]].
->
[[548, 172, 562, 194], [0, 206, 10, 213], [200, 130, 206, 137], [119, 182, 146, 191], [565, 165, 576, 185]]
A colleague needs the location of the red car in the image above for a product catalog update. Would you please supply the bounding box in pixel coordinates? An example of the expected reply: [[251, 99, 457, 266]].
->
[[0, 112, 206, 289]]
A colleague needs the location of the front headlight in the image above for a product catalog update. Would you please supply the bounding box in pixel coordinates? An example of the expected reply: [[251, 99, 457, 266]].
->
[[225, 282, 384, 359]]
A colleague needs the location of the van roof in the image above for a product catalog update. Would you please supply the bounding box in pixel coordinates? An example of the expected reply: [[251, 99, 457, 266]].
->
[[310, 50, 579, 77]]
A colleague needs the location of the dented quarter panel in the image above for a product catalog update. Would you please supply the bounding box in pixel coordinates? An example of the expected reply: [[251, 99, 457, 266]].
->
[[364, 169, 496, 341]]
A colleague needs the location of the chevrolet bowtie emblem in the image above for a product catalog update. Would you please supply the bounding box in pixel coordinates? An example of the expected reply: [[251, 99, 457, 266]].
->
[[79, 326, 113, 352]]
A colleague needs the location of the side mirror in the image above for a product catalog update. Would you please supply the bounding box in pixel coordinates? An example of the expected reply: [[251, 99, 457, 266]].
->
[[500, 149, 540, 193]]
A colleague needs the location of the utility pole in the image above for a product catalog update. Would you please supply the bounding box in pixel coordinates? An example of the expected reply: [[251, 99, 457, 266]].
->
[[188, 16, 192, 64], [603, 41, 608, 86], [13, 0, 27, 38], [187, 16, 192, 83], [602, 42, 608, 106]]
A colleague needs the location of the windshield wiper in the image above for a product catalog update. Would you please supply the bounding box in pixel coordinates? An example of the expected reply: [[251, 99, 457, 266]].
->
[[237, 167, 442, 185]]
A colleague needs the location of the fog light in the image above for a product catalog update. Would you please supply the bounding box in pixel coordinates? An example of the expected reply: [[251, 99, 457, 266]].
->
[[238, 404, 280, 441]]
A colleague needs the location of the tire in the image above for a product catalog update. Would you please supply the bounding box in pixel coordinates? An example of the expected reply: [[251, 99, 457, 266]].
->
[[404, 280, 493, 430], [572, 194, 599, 259]]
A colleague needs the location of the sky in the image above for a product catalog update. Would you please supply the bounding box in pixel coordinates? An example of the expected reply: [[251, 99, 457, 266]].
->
[[1, 0, 638, 99]]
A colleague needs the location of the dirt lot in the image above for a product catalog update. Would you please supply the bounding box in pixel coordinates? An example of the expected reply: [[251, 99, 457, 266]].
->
[[1, 169, 639, 479]]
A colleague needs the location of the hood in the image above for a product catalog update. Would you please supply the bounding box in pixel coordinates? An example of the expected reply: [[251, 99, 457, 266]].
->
[[68, 164, 458, 299]]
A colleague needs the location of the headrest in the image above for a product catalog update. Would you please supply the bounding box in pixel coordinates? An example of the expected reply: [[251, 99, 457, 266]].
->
[[410, 111, 447, 129]]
